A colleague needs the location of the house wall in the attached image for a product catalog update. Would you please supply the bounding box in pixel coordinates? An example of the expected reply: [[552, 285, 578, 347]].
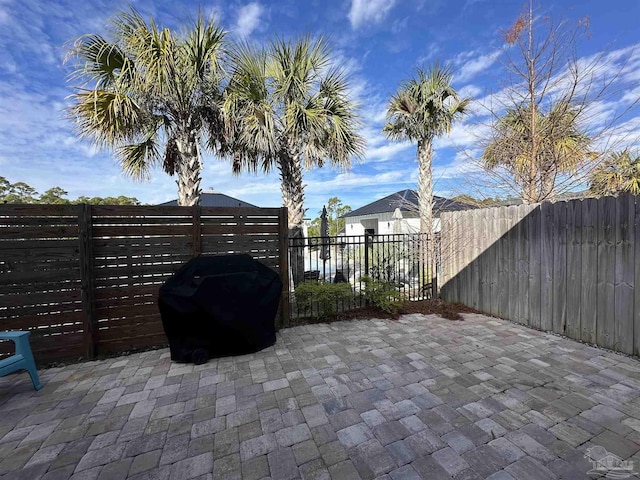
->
[[344, 212, 441, 235]]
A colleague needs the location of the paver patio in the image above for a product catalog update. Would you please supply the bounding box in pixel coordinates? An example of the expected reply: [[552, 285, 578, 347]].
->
[[1, 312, 640, 480]]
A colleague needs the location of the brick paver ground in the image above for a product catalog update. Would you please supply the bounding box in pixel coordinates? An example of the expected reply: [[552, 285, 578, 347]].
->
[[1, 312, 640, 479]]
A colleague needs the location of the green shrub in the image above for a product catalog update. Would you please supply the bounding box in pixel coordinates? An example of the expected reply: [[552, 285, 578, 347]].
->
[[294, 281, 354, 320], [360, 276, 405, 315]]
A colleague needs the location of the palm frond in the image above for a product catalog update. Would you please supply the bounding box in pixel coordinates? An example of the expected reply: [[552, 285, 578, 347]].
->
[[163, 137, 179, 175], [590, 149, 640, 195], [184, 10, 225, 82], [268, 36, 331, 105], [116, 127, 162, 181], [69, 89, 142, 146], [66, 34, 127, 89], [222, 43, 279, 173]]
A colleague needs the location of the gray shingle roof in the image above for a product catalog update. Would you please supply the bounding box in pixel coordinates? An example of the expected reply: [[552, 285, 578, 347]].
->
[[342, 189, 474, 218], [159, 192, 257, 208]]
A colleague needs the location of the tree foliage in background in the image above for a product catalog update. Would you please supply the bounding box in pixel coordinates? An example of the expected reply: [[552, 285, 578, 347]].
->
[[479, 2, 639, 203], [589, 150, 640, 196], [74, 196, 141, 205], [307, 197, 352, 237], [0, 177, 39, 204], [39, 187, 72, 204], [0, 177, 140, 205], [307, 217, 321, 239], [384, 64, 470, 235], [450, 194, 516, 207], [67, 8, 226, 206]]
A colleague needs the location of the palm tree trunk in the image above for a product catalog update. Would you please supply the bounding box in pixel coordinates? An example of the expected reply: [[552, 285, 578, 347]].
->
[[417, 140, 433, 235], [176, 136, 202, 207], [279, 154, 305, 228], [417, 140, 434, 297], [279, 153, 305, 286]]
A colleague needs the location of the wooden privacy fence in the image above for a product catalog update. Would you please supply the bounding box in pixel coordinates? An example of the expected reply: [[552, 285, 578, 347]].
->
[[0, 204, 289, 365], [440, 195, 640, 356]]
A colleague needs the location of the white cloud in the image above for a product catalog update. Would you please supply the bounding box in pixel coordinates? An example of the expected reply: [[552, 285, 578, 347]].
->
[[329, 50, 363, 79], [348, 0, 396, 30], [0, 5, 10, 25], [227, 179, 280, 196], [463, 0, 488, 12], [234, 2, 263, 38], [591, 115, 640, 153], [455, 50, 500, 83], [307, 170, 409, 192], [433, 122, 488, 150], [391, 16, 409, 34], [417, 44, 440, 65], [367, 141, 414, 162], [434, 151, 483, 179], [358, 120, 414, 163], [458, 84, 482, 100], [621, 84, 640, 104]]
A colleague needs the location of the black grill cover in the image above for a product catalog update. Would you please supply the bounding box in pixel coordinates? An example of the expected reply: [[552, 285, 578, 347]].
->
[[158, 254, 282, 363]]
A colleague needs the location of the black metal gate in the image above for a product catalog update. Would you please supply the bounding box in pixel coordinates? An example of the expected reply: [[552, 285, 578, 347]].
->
[[288, 233, 437, 322]]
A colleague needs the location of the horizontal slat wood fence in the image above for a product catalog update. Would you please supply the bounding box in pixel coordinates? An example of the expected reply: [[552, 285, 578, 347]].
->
[[1, 204, 288, 365], [440, 195, 640, 356]]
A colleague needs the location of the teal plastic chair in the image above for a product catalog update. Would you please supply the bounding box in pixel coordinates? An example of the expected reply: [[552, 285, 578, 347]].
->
[[0, 331, 42, 390]]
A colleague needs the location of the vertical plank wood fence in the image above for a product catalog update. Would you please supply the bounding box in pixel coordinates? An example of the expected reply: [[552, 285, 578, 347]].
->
[[440, 195, 640, 356], [0, 204, 288, 365]]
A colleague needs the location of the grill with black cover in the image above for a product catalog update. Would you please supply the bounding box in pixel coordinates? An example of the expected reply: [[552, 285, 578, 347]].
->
[[158, 254, 282, 364]]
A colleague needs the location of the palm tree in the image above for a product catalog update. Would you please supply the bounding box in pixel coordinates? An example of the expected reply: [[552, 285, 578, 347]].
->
[[223, 38, 365, 284], [67, 9, 226, 206], [482, 101, 592, 202], [384, 65, 470, 235], [589, 150, 640, 196]]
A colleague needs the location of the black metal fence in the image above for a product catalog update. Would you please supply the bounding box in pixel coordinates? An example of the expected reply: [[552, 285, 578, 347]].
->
[[288, 233, 436, 322]]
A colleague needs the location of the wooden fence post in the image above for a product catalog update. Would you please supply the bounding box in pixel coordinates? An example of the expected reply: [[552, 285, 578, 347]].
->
[[78, 204, 98, 359], [278, 207, 290, 329], [192, 205, 202, 257]]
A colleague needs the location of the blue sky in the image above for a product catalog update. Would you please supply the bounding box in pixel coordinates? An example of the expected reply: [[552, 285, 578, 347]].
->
[[0, 0, 638, 215]]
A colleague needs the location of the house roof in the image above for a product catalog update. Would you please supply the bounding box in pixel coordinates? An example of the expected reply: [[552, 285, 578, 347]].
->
[[160, 191, 257, 208], [342, 189, 474, 218]]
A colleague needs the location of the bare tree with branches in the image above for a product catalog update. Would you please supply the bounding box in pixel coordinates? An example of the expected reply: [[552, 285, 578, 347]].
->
[[475, 1, 639, 203]]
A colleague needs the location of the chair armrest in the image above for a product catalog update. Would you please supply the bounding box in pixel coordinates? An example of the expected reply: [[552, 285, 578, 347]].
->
[[0, 331, 29, 341], [0, 331, 30, 355]]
